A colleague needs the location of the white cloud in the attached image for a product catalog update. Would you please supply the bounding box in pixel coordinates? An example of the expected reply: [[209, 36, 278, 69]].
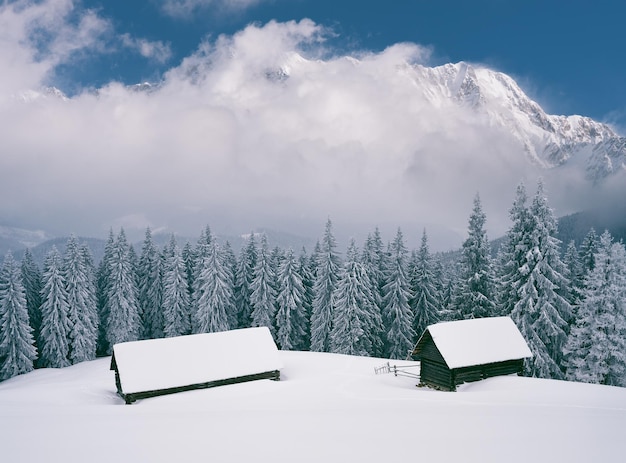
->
[[0, 0, 109, 96], [120, 34, 172, 63], [0, 14, 619, 249], [161, 0, 266, 18]]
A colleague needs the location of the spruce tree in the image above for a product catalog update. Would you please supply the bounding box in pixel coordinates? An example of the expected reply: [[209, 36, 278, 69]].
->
[[409, 230, 440, 336], [182, 241, 195, 304], [506, 181, 572, 379], [162, 235, 192, 337], [63, 235, 98, 364], [382, 229, 416, 360], [454, 194, 496, 319], [20, 248, 42, 360], [330, 240, 378, 356], [275, 249, 307, 350], [234, 233, 257, 329], [250, 234, 277, 336], [579, 228, 599, 278], [310, 219, 341, 352], [193, 239, 234, 334], [96, 229, 115, 355], [0, 252, 37, 380], [360, 228, 386, 357], [297, 247, 313, 349], [39, 246, 71, 368], [497, 183, 533, 317], [105, 229, 141, 351], [565, 231, 626, 386], [137, 228, 164, 339], [222, 241, 239, 329]]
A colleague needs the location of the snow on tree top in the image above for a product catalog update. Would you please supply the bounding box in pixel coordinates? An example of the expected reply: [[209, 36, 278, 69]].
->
[[419, 317, 533, 369], [111, 327, 282, 395]]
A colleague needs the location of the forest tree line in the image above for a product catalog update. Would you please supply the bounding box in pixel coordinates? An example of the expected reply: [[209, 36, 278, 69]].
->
[[0, 180, 624, 387]]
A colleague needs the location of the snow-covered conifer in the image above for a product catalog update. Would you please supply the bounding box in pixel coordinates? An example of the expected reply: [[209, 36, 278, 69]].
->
[[234, 233, 257, 329], [330, 241, 378, 356], [409, 230, 440, 336], [507, 181, 572, 379], [105, 229, 141, 352], [454, 194, 496, 319], [137, 228, 164, 339], [360, 228, 386, 356], [193, 239, 234, 334], [162, 235, 192, 337], [275, 249, 307, 350], [250, 234, 277, 335], [20, 248, 42, 358], [565, 231, 626, 386], [96, 229, 115, 355], [382, 228, 416, 360], [63, 235, 98, 364], [39, 246, 71, 368], [310, 219, 341, 352], [0, 252, 37, 380]]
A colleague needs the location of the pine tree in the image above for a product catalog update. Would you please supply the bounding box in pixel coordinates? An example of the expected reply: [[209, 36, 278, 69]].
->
[[250, 234, 277, 335], [162, 235, 192, 337], [137, 228, 164, 339], [193, 239, 234, 334], [382, 229, 416, 360], [310, 219, 341, 352], [565, 231, 626, 386], [275, 249, 307, 350], [0, 252, 37, 380], [20, 248, 42, 360], [409, 230, 440, 336], [330, 241, 378, 356], [105, 229, 141, 351], [63, 235, 98, 364], [234, 233, 257, 329], [39, 246, 71, 368], [454, 194, 496, 319]]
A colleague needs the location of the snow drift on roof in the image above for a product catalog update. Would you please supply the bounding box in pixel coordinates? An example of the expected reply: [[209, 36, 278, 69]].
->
[[112, 327, 282, 394], [421, 316, 533, 369]]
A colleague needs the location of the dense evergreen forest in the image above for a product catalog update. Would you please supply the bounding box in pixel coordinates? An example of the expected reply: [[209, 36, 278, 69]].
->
[[0, 180, 624, 387]]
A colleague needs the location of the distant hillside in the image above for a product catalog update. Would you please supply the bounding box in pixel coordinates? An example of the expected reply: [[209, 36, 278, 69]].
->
[[9, 227, 316, 268], [557, 210, 626, 247]]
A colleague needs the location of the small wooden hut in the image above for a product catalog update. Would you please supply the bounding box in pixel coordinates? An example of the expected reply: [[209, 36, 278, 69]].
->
[[110, 327, 282, 404], [411, 317, 532, 391]]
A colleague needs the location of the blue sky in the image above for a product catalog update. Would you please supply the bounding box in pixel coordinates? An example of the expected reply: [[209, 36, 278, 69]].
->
[[72, 0, 625, 128]]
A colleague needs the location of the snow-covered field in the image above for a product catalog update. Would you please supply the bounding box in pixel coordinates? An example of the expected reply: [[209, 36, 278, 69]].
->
[[1, 351, 625, 462]]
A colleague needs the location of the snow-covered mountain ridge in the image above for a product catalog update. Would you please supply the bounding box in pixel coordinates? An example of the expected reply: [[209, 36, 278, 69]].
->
[[425, 62, 625, 178], [278, 57, 626, 183]]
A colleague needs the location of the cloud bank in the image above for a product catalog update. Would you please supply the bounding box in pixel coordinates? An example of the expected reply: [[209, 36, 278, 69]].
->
[[161, 0, 267, 18], [0, 2, 619, 249]]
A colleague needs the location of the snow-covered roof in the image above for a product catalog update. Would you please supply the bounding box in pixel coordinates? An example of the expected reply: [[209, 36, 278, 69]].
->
[[415, 317, 532, 369], [112, 327, 282, 395]]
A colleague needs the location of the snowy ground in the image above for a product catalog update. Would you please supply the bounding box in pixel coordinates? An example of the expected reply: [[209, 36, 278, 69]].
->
[[1, 351, 625, 462]]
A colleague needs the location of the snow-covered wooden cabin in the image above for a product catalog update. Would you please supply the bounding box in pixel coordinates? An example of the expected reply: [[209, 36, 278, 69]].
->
[[110, 327, 282, 404], [411, 317, 532, 391]]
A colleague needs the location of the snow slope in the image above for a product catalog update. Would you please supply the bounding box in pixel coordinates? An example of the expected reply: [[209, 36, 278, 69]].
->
[[0, 351, 625, 462]]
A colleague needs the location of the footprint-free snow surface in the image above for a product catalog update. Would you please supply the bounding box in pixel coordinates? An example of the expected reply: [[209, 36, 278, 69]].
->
[[1, 351, 625, 462]]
